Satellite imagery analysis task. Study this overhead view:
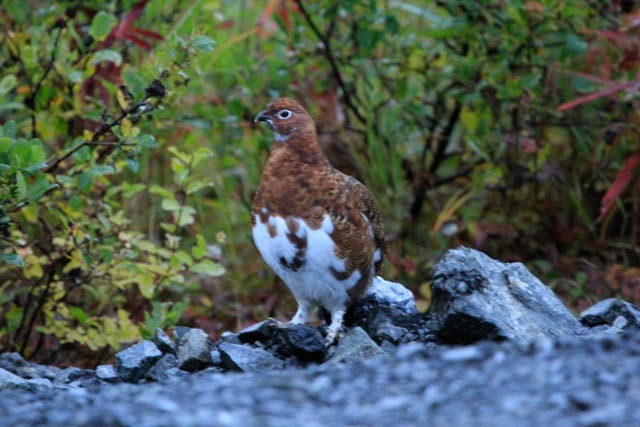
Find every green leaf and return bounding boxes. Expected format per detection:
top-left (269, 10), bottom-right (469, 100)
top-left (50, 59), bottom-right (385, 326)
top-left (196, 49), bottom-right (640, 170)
top-left (2, 121), bottom-right (16, 138)
top-left (161, 198), bottom-right (181, 211)
top-left (10, 139), bottom-right (31, 168)
top-left (90, 11), bottom-right (118, 42)
top-left (0, 253), bottom-right (25, 267)
top-left (0, 74), bottom-right (17, 95)
top-left (191, 234), bottom-right (207, 259)
top-left (149, 185), bottom-right (175, 200)
top-left (137, 134), bottom-right (157, 148)
top-left (69, 306), bottom-right (89, 324)
top-left (192, 147), bottom-right (213, 167)
top-left (0, 137), bottom-right (12, 153)
top-left (190, 259), bottom-right (225, 277)
top-left (29, 139), bottom-right (46, 163)
top-left (127, 158), bottom-right (139, 173)
top-left (16, 171), bottom-right (26, 199)
top-left (176, 210), bottom-right (194, 227)
top-left (28, 175), bottom-right (57, 202)
top-left (92, 49), bottom-right (123, 66)
top-left (90, 164), bottom-right (116, 176)
top-left (69, 195), bottom-right (83, 212)
top-left (6, 305), bottom-right (23, 333)
top-left (186, 180), bottom-right (209, 195)
top-left (121, 183), bottom-right (146, 198)
top-left (191, 35), bottom-right (216, 52)
top-left (137, 273), bottom-right (156, 299)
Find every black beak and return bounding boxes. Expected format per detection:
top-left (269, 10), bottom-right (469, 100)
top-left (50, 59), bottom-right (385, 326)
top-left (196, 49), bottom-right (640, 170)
top-left (254, 110), bottom-right (271, 124)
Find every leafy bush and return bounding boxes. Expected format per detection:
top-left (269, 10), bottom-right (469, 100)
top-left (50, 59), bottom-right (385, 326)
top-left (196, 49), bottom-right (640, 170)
top-left (0, 1), bottom-right (222, 364)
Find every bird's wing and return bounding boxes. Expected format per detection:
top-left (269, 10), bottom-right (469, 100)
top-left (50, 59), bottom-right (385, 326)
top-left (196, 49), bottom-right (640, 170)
top-left (330, 173), bottom-right (386, 276)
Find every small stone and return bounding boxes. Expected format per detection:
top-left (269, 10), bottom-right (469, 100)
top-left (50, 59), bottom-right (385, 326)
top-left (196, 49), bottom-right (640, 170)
top-left (366, 277), bottom-right (419, 313)
top-left (54, 367), bottom-right (96, 386)
top-left (173, 326), bottom-right (191, 344)
top-left (115, 340), bottom-right (163, 383)
top-left (0, 367), bottom-right (51, 392)
top-left (210, 349), bottom-right (222, 365)
top-left (580, 298), bottom-right (640, 329)
top-left (96, 365), bottom-right (120, 384)
top-left (440, 345), bottom-right (484, 362)
top-left (164, 367), bottom-right (190, 380)
top-left (376, 324), bottom-right (408, 344)
top-left (237, 319), bottom-right (279, 344)
top-left (218, 343), bottom-right (284, 372)
top-left (154, 327), bottom-right (177, 355)
top-left (0, 352), bottom-right (60, 381)
top-left (272, 323), bottom-right (326, 362)
top-left (176, 328), bottom-right (213, 372)
top-left (147, 354), bottom-right (178, 382)
top-left (220, 331), bottom-right (241, 344)
top-left (325, 327), bottom-right (385, 364)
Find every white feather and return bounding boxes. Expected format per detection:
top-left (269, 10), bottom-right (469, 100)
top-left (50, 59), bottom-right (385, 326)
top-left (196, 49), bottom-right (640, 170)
top-left (252, 214), bottom-right (362, 318)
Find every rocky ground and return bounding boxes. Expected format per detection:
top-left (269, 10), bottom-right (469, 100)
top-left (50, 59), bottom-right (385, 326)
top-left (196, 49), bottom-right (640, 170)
top-left (1, 248), bottom-right (640, 427)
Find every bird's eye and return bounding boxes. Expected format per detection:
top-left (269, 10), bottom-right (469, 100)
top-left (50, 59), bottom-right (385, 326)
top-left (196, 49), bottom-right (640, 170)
top-left (277, 110), bottom-right (292, 120)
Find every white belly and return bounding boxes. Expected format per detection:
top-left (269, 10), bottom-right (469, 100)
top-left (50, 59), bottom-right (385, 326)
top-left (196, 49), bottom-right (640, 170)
top-left (252, 214), bottom-right (362, 311)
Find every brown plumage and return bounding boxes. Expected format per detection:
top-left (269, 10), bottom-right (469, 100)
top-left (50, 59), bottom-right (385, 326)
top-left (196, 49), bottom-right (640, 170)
top-left (252, 98), bottom-right (386, 345)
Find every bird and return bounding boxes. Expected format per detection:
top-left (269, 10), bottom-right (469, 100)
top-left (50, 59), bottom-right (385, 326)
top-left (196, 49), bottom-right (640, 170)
top-left (252, 97), bottom-right (386, 345)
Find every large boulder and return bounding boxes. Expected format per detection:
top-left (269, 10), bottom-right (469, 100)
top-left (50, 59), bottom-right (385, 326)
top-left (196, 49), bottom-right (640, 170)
top-left (428, 247), bottom-right (580, 343)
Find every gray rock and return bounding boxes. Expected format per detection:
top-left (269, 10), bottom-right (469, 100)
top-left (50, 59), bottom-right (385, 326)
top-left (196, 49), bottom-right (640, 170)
top-left (218, 342), bottom-right (284, 372)
top-left (0, 352), bottom-right (60, 380)
top-left (2, 332), bottom-right (640, 426)
top-left (210, 349), bottom-right (222, 365)
top-left (0, 367), bottom-right (52, 392)
top-left (366, 277), bottom-right (419, 313)
top-left (176, 328), bottom-right (213, 372)
top-left (580, 298), bottom-right (640, 329)
top-left (163, 367), bottom-right (190, 380)
top-left (115, 340), bottom-right (163, 382)
top-left (95, 365), bottom-right (120, 384)
top-left (154, 327), bottom-right (177, 355)
top-left (54, 367), bottom-right (97, 387)
top-left (237, 318), bottom-right (278, 344)
top-left (238, 319), bottom-right (326, 363)
top-left (326, 327), bottom-right (385, 364)
top-left (428, 247), bottom-right (581, 343)
top-left (376, 324), bottom-right (408, 344)
top-left (345, 278), bottom-right (427, 346)
top-left (220, 331), bottom-right (241, 344)
top-left (147, 354), bottom-right (179, 382)
top-left (440, 345), bottom-right (485, 362)
top-left (173, 326), bottom-right (191, 344)
top-left (275, 323), bottom-right (326, 362)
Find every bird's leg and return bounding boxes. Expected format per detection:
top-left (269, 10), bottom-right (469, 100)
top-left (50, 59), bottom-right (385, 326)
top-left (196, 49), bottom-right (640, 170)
top-left (290, 301), bottom-right (311, 324)
top-left (324, 308), bottom-right (346, 346)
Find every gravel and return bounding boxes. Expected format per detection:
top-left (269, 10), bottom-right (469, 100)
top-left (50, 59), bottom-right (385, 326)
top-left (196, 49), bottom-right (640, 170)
top-left (1, 331), bottom-right (639, 426)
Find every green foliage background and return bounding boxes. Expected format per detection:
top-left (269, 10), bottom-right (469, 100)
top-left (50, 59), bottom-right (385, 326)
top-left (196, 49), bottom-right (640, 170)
top-left (1, 0), bottom-right (639, 365)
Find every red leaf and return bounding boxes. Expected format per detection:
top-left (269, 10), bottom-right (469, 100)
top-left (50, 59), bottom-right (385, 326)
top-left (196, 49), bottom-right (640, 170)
top-left (556, 80), bottom-right (636, 112)
top-left (100, 0), bottom-right (162, 51)
top-left (598, 152), bottom-right (640, 221)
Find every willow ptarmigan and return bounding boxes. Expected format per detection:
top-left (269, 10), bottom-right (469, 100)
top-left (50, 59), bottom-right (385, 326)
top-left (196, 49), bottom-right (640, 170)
top-left (252, 98), bottom-right (386, 345)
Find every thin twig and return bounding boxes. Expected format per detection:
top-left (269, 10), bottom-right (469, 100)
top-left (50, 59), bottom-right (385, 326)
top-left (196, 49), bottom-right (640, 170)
top-left (43, 97), bottom-right (152, 174)
top-left (293, 0), bottom-right (367, 125)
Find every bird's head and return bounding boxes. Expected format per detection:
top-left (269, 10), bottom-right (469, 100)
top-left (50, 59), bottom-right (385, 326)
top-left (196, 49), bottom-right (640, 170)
top-left (254, 98), bottom-right (315, 142)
